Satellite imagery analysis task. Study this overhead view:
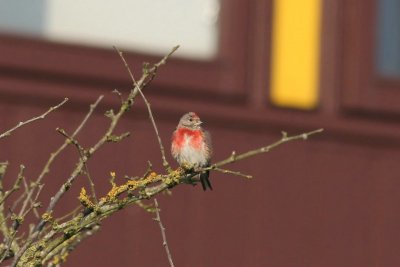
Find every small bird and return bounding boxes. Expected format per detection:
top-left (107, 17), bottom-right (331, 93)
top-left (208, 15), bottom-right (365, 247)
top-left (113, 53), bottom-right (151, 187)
top-left (171, 112), bottom-right (213, 190)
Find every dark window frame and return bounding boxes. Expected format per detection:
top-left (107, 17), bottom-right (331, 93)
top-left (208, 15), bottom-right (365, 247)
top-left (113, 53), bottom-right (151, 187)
top-left (0, 0), bottom-right (250, 102)
top-left (340, 0), bottom-right (400, 114)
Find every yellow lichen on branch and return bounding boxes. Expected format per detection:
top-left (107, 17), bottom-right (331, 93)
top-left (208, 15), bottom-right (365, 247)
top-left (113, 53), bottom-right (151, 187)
top-left (163, 168), bottom-right (184, 186)
top-left (41, 212), bottom-right (53, 223)
top-left (100, 172), bottom-right (161, 203)
top-left (78, 188), bottom-right (95, 210)
top-left (51, 251), bottom-right (68, 266)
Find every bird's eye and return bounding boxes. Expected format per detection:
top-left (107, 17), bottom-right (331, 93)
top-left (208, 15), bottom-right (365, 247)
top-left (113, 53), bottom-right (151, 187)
top-left (189, 118), bottom-right (193, 122)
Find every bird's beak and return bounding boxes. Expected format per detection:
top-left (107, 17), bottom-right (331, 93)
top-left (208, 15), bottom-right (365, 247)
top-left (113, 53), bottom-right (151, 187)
top-left (195, 120), bottom-right (203, 126)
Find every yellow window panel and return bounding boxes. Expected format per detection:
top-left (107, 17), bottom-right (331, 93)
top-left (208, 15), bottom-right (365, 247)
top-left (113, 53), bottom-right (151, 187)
top-left (270, 0), bottom-right (322, 109)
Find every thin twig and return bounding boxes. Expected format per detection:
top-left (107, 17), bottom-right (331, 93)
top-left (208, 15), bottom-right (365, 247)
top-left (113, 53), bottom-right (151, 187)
top-left (21, 184), bottom-right (43, 219)
top-left (17, 182), bottom-right (36, 226)
top-left (15, 127), bottom-right (322, 266)
top-left (33, 95), bottom-right (103, 223)
top-left (10, 187), bottom-right (29, 214)
top-left (11, 47), bottom-right (180, 267)
top-left (214, 167), bottom-right (253, 179)
top-left (206, 128), bottom-right (324, 170)
top-left (0, 165), bottom-right (25, 206)
top-left (11, 125), bottom-right (322, 265)
top-left (54, 206), bottom-right (82, 224)
top-left (21, 177), bottom-right (40, 219)
top-left (11, 96), bottom-right (103, 266)
top-left (139, 45), bottom-right (180, 90)
top-left (114, 46), bottom-right (171, 171)
top-left (56, 128), bottom-right (97, 202)
top-left (0, 98), bottom-right (68, 140)
top-left (138, 89), bottom-right (171, 170)
top-left (0, 161), bottom-right (8, 180)
top-left (56, 128), bottom-right (85, 153)
top-left (6, 47), bottom-right (324, 267)
top-left (153, 199), bottom-right (175, 267)
top-left (0, 229), bottom-right (17, 262)
top-left (35, 95), bottom-right (104, 185)
top-left (0, 162), bottom-right (9, 240)
top-left (45, 224), bottom-right (100, 266)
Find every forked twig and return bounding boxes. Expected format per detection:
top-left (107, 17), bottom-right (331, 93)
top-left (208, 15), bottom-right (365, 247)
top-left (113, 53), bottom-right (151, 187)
top-left (34, 95), bottom-right (103, 186)
top-left (56, 128), bottom-right (97, 202)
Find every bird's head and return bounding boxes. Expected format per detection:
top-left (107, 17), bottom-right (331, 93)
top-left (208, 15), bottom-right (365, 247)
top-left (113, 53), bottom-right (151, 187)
top-left (178, 112), bottom-right (202, 130)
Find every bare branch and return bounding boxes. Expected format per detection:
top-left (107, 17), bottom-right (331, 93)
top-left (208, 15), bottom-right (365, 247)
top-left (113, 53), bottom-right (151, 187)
top-left (21, 178), bottom-right (40, 219)
top-left (138, 88), bottom-right (171, 171)
top-left (20, 183), bottom-right (43, 219)
top-left (34, 95), bottom-right (103, 186)
top-left (56, 128), bottom-right (97, 202)
top-left (10, 47), bottom-right (181, 267)
top-left (155, 45), bottom-right (180, 68)
top-left (213, 167), bottom-right (253, 179)
top-left (153, 199), bottom-right (175, 267)
top-left (11, 126), bottom-right (322, 266)
top-left (0, 228), bottom-right (17, 262)
top-left (44, 224), bottom-right (100, 266)
top-left (208, 128), bottom-right (324, 170)
top-left (0, 162), bottom-right (10, 240)
top-left (114, 46), bottom-right (171, 171)
top-left (0, 165), bottom-right (25, 206)
top-left (0, 98), bottom-right (68, 140)
top-left (113, 46), bottom-right (136, 85)
top-left (15, 169), bottom-right (34, 220)
top-left (10, 96), bottom-right (103, 266)
top-left (5, 45), bottom-right (323, 267)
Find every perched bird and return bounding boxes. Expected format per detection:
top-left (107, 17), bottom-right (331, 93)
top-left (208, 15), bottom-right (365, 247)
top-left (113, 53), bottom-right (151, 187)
top-left (171, 112), bottom-right (213, 190)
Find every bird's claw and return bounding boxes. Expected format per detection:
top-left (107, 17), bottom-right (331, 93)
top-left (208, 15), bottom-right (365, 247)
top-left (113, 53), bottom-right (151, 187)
top-left (185, 175), bottom-right (197, 186)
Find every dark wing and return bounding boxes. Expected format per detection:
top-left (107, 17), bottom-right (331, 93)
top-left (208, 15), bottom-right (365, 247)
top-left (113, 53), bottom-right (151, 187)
top-left (203, 130), bottom-right (212, 160)
top-left (201, 129), bottom-right (213, 191)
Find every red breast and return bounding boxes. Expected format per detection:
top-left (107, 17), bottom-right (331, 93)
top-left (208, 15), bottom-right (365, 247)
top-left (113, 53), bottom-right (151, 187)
top-left (172, 128), bottom-right (203, 152)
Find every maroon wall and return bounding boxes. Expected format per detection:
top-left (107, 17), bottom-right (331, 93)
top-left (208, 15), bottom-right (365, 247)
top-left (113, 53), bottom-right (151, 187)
top-left (1, 82), bottom-right (400, 267)
top-left (1, 1), bottom-right (400, 265)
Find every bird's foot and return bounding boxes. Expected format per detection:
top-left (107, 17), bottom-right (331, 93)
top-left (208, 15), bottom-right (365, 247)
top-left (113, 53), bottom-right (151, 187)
top-left (185, 175), bottom-right (197, 186)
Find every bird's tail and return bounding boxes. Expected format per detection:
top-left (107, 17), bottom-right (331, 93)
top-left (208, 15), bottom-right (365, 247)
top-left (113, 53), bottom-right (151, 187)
top-left (200, 170), bottom-right (212, 191)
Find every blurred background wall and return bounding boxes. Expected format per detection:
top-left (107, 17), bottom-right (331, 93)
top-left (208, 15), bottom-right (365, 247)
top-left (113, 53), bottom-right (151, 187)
top-left (1, 0), bottom-right (400, 266)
